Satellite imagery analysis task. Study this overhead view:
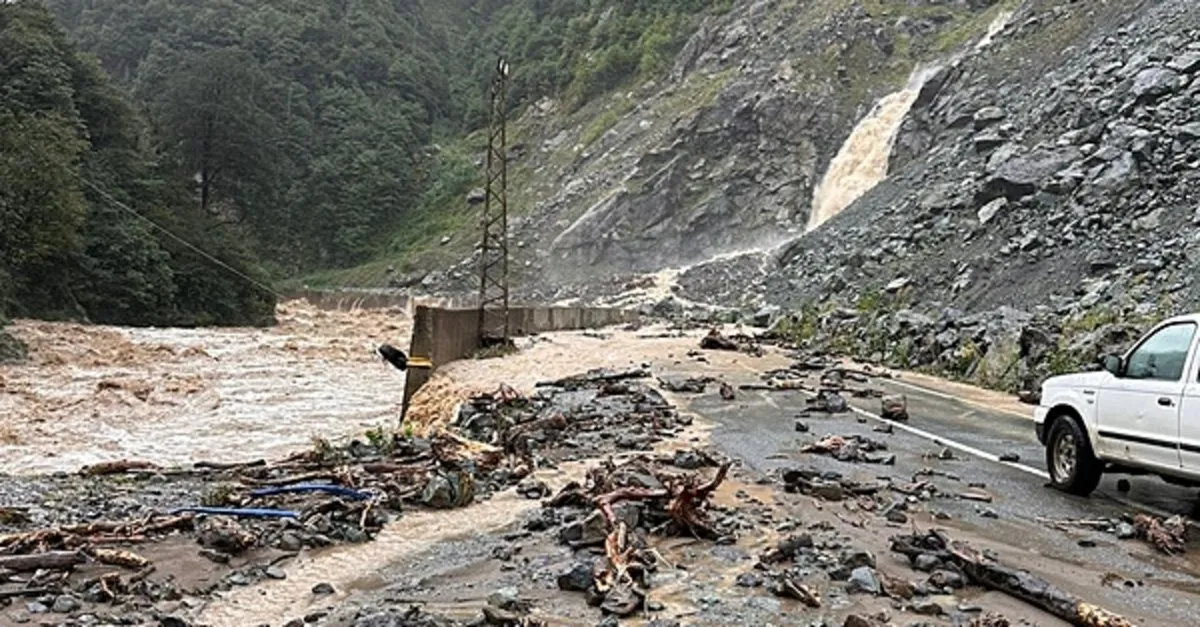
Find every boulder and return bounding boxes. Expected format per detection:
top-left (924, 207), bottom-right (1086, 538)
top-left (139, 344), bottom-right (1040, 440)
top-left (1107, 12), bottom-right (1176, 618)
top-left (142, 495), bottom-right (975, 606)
top-left (979, 147), bottom-right (1081, 202)
top-left (1130, 67), bottom-right (1180, 101)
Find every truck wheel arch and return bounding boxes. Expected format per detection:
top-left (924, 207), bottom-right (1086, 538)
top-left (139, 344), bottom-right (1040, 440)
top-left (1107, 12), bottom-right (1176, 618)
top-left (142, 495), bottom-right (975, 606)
top-left (1045, 404), bottom-right (1092, 449)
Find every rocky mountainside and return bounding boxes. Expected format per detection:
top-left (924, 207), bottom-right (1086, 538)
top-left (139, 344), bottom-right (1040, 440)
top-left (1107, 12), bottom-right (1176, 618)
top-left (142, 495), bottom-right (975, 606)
top-left (665, 0), bottom-right (1200, 392)
top-left (417, 0), bottom-right (1200, 396)
top-left (692, 0), bottom-right (1200, 318)
top-left (425, 0), bottom-right (1014, 294)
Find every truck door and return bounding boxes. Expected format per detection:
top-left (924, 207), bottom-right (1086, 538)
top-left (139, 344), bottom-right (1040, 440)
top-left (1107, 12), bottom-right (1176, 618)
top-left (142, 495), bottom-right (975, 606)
top-left (1178, 329), bottom-right (1200, 472)
top-left (1096, 322), bottom-right (1193, 471)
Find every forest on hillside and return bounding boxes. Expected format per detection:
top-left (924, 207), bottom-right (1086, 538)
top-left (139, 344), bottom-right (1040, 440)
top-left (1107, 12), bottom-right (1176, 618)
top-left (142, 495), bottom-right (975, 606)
top-left (45, 0), bottom-right (730, 272)
top-left (0, 1), bottom-right (274, 360)
top-left (0, 0), bottom-right (726, 355)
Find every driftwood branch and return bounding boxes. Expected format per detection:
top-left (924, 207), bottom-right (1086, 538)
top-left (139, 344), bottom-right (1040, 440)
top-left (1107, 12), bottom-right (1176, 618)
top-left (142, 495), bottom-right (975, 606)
top-left (0, 551), bottom-right (84, 572)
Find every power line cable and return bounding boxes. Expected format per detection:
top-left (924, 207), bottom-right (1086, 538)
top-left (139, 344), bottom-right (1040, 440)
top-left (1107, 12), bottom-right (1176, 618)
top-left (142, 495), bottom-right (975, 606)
top-left (80, 178), bottom-right (284, 299)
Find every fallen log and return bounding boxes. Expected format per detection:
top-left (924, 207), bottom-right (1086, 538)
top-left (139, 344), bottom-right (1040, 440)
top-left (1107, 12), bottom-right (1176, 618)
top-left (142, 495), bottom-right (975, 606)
top-left (0, 587), bottom-right (53, 600)
top-left (0, 551), bottom-right (85, 572)
top-left (892, 531), bottom-right (1134, 627)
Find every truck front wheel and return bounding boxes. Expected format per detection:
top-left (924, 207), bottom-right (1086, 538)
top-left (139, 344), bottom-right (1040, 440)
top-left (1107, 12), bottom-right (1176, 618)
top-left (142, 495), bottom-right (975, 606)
top-left (1046, 417), bottom-right (1103, 496)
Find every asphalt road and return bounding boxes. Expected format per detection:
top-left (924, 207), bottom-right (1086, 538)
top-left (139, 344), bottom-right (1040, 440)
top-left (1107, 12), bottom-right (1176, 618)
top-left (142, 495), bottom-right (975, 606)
top-left (678, 362), bottom-right (1200, 626)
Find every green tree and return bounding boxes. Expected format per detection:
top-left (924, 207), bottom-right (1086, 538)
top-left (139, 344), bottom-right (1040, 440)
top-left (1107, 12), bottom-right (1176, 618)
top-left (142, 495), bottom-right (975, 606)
top-left (154, 48), bottom-right (286, 222)
top-left (1, 1), bottom-right (275, 328)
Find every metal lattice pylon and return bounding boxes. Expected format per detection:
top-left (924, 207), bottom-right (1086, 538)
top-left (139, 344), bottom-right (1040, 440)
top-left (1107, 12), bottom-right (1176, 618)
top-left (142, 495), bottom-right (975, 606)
top-left (478, 58), bottom-right (511, 342)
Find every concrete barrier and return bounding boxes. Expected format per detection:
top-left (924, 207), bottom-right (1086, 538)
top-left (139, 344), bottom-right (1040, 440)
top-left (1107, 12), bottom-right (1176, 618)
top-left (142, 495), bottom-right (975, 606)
top-left (401, 305), bottom-right (639, 416)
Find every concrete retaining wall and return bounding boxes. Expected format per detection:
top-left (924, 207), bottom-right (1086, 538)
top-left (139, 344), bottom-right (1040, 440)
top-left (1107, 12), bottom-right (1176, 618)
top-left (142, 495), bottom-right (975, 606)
top-left (401, 305), bottom-right (639, 416)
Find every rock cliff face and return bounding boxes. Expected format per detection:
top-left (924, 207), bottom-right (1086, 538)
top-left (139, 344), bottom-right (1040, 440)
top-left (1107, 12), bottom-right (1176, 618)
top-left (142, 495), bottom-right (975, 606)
top-left (679, 0), bottom-right (1200, 320)
top-left (431, 0), bottom-right (1200, 393)
top-left (429, 0), bottom-right (1009, 295)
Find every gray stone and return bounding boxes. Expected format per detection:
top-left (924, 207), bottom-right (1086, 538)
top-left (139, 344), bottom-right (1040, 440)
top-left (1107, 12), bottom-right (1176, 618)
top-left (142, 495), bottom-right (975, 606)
top-left (1177, 122), bottom-right (1200, 140)
top-left (973, 131), bottom-right (1006, 153)
top-left (1131, 67), bottom-right (1180, 100)
top-left (1132, 209), bottom-right (1162, 231)
top-left (977, 197), bottom-right (1008, 225)
top-left (1168, 52), bottom-right (1200, 74)
top-left (812, 482), bottom-right (844, 501)
top-left (736, 572), bottom-right (764, 587)
top-left (1115, 522), bottom-right (1137, 539)
top-left (846, 567), bottom-right (882, 595)
top-left (973, 106), bottom-right (1007, 130)
top-left (265, 566), bottom-right (287, 580)
top-left (928, 570), bottom-right (965, 589)
top-left (26, 602), bottom-right (48, 614)
top-left (51, 595), bottom-right (80, 614)
top-left (913, 553), bottom-right (942, 572)
top-left (981, 147), bottom-right (1081, 201)
top-left (312, 582), bottom-right (335, 595)
top-left (1093, 151), bottom-right (1138, 191)
top-left (487, 587), bottom-right (521, 610)
top-left (913, 600), bottom-right (944, 615)
top-left (557, 561), bottom-right (595, 592)
top-left (885, 277), bottom-right (911, 292)
top-left (561, 510), bottom-right (611, 546)
top-left (278, 532), bottom-right (304, 552)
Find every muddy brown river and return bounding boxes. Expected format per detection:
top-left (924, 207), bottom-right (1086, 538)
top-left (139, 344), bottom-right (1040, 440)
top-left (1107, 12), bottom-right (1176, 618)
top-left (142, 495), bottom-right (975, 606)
top-left (0, 301), bottom-right (412, 474)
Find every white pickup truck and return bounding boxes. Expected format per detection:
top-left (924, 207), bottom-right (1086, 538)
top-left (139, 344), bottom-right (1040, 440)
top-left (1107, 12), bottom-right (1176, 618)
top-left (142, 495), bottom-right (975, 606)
top-left (1035, 315), bottom-right (1200, 496)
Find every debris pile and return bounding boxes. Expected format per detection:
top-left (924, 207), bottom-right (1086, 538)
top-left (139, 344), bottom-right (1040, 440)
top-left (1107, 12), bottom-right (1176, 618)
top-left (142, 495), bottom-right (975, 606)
top-left (546, 454), bottom-right (733, 618)
top-left (699, 329), bottom-right (764, 357)
top-left (801, 434), bottom-right (894, 465)
top-left (892, 530), bottom-right (1134, 627)
top-left (0, 430), bottom-right (501, 619)
top-left (1039, 514), bottom-right (1187, 554)
top-left (780, 467), bottom-right (892, 503)
top-left (1133, 513), bottom-right (1188, 555)
top-left (453, 369), bottom-right (692, 464)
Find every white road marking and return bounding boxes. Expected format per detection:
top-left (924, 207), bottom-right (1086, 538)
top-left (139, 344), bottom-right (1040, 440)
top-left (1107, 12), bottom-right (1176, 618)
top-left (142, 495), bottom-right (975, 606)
top-left (884, 377), bottom-right (1033, 421)
top-left (809, 387), bottom-right (1199, 527)
top-left (802, 390), bottom-right (1051, 480)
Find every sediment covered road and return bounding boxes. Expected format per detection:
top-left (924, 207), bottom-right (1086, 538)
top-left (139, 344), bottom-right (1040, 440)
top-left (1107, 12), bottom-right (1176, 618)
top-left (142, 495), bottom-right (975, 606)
top-left (2, 313), bottom-right (1198, 626)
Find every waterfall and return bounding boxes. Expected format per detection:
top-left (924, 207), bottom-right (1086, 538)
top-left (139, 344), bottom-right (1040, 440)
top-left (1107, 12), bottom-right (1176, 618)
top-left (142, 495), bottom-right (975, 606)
top-left (806, 64), bottom-right (944, 232)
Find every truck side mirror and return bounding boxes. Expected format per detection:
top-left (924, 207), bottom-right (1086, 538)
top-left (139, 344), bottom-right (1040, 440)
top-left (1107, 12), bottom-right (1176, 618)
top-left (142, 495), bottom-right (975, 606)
top-left (1101, 354), bottom-right (1124, 377)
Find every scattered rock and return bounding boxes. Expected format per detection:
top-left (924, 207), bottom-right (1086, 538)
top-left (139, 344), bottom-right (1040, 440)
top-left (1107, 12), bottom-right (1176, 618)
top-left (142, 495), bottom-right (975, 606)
top-left (881, 395), bottom-right (908, 421)
top-left (846, 567), bottom-right (882, 595)
top-left (51, 595), bottom-right (79, 614)
top-left (557, 561), bottom-right (595, 592)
